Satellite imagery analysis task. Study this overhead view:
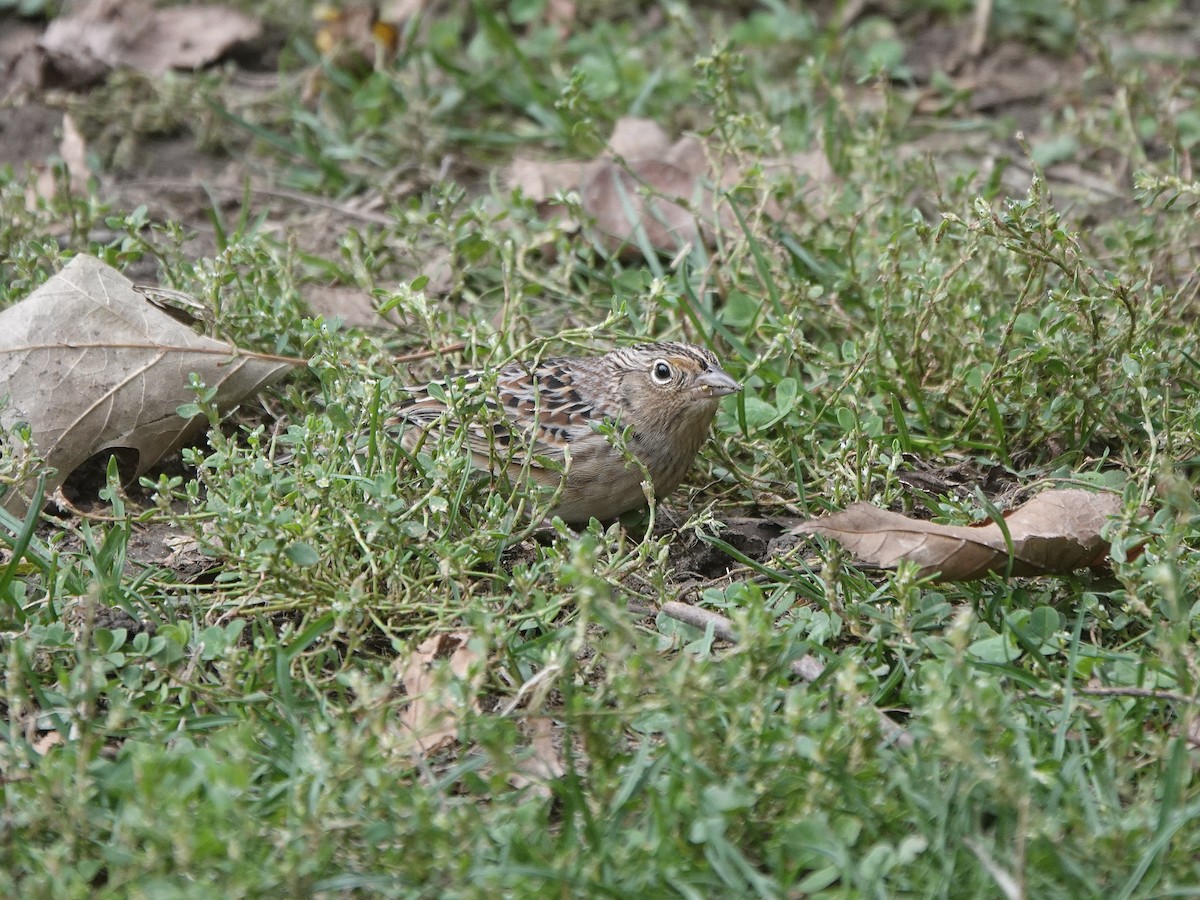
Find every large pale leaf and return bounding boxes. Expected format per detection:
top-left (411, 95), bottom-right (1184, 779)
top-left (0, 254), bottom-right (298, 513)
top-left (39, 0), bottom-right (262, 82)
top-left (792, 489), bottom-right (1125, 581)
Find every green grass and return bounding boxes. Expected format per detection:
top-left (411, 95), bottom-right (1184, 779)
top-left (3, 0), bottom-right (1200, 895)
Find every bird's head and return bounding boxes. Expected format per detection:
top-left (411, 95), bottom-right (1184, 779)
top-left (608, 342), bottom-right (741, 433)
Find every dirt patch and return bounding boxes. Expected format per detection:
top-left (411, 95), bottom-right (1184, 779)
top-left (897, 454), bottom-right (1025, 513)
top-left (666, 514), bottom-right (806, 582)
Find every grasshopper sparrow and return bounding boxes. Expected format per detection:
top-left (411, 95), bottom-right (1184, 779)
top-left (394, 342), bottom-right (741, 524)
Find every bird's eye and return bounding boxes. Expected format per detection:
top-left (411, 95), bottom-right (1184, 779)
top-left (651, 360), bottom-right (673, 385)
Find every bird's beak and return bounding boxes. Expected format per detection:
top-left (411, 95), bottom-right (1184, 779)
top-left (695, 368), bottom-right (742, 398)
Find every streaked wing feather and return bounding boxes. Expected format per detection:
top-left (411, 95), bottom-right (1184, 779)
top-left (396, 362), bottom-right (591, 468)
top-left (496, 358), bottom-right (611, 459)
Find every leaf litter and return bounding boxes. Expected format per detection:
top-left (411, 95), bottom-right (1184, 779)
top-left (38, 0), bottom-right (262, 85)
top-left (0, 2), bottom-right (1177, 835)
top-left (391, 632), bottom-right (566, 792)
top-left (392, 631), bottom-right (485, 757)
top-left (0, 254), bottom-right (299, 514)
top-left (507, 115), bottom-right (833, 258)
top-left (792, 488), bottom-right (1127, 581)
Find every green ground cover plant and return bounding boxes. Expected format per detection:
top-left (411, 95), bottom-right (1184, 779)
top-left (2, 0), bottom-right (1199, 895)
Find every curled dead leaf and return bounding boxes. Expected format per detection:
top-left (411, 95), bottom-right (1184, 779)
top-left (59, 113), bottom-right (90, 195)
top-left (23, 113), bottom-right (91, 213)
top-left (504, 115), bottom-right (835, 259)
top-left (31, 730), bottom-right (65, 756)
top-left (393, 631), bottom-right (484, 757)
top-left (40, 0), bottom-right (262, 83)
top-left (792, 488), bottom-right (1126, 581)
top-left (607, 116), bottom-right (673, 160)
top-left (507, 718), bottom-right (566, 798)
top-left (506, 157), bottom-right (589, 205)
top-left (581, 158), bottom-right (712, 256)
top-left (0, 255), bottom-right (298, 514)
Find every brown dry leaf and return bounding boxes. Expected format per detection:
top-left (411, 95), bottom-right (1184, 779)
top-left (40, 0), bottom-right (261, 82)
top-left (581, 158), bottom-right (711, 256)
top-left (0, 20), bottom-right (45, 99)
top-left (31, 730), bottom-right (65, 756)
top-left (25, 166), bottom-right (58, 212)
top-left (505, 115), bottom-right (835, 258)
top-left (23, 113), bottom-right (91, 212)
top-left (585, 117), bottom-right (712, 255)
top-left (507, 718), bottom-right (566, 798)
top-left (394, 631), bottom-right (484, 756)
top-left (607, 116), bottom-right (673, 160)
top-left (59, 113), bottom-right (89, 195)
top-left (0, 254), bottom-right (298, 515)
top-left (506, 157), bottom-right (590, 204)
top-left (793, 488), bottom-right (1124, 580)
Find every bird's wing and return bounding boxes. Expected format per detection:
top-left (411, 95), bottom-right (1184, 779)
top-left (492, 358), bottom-right (607, 462)
top-left (394, 359), bottom-right (604, 470)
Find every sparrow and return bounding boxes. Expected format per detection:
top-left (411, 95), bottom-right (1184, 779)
top-left (393, 342), bottom-right (741, 524)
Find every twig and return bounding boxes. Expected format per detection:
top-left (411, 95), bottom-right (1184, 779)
top-left (964, 836), bottom-right (1023, 900)
top-left (837, 0), bottom-right (869, 31)
top-left (658, 601), bottom-right (913, 748)
top-left (393, 343), bottom-right (466, 364)
top-left (1071, 686), bottom-right (1200, 704)
top-left (123, 179), bottom-right (397, 226)
top-left (661, 600), bottom-right (737, 641)
top-left (661, 601), bottom-right (825, 683)
top-left (969, 0), bottom-right (993, 58)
